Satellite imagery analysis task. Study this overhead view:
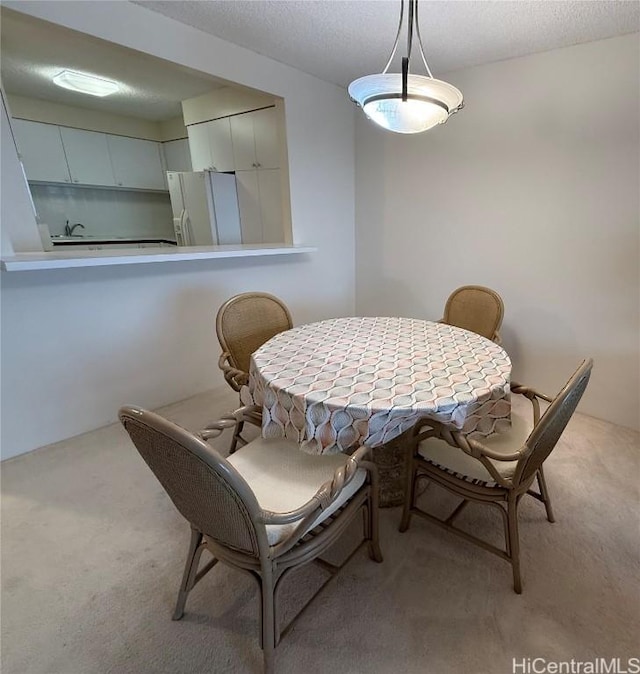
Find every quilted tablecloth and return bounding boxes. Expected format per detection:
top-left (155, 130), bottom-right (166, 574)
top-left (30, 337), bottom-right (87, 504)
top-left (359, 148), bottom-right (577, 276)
top-left (247, 317), bottom-right (512, 455)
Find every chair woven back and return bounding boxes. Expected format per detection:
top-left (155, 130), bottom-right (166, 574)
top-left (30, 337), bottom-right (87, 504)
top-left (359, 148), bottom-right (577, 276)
top-left (443, 285), bottom-right (504, 340)
top-left (119, 407), bottom-right (264, 556)
top-left (516, 359), bottom-right (593, 486)
top-left (216, 292), bottom-right (293, 375)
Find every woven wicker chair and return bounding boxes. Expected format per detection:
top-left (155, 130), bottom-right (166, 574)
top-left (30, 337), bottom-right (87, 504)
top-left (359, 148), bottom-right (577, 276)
top-left (215, 292), bottom-right (293, 452)
top-left (440, 285), bottom-right (504, 343)
top-left (399, 358), bottom-right (593, 593)
top-left (119, 405), bottom-right (382, 674)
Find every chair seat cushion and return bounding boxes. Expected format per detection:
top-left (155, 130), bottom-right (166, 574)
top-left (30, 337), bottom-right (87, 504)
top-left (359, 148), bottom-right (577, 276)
top-left (418, 409), bottom-right (532, 486)
top-left (228, 437), bottom-right (366, 545)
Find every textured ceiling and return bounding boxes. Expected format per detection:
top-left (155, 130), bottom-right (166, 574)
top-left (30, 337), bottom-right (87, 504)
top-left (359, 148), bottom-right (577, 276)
top-left (136, 0), bottom-right (640, 87)
top-left (2, 2), bottom-right (638, 122)
top-left (0, 8), bottom-right (231, 121)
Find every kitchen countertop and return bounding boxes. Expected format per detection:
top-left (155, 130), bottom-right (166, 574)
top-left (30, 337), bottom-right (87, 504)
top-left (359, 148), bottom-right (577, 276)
top-left (51, 236), bottom-right (177, 246)
top-left (1, 244), bottom-right (317, 271)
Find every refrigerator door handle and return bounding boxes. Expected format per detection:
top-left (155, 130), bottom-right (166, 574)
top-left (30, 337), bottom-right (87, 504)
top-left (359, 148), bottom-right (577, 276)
top-left (173, 216), bottom-right (183, 246)
top-left (182, 210), bottom-right (193, 246)
top-left (174, 209), bottom-right (191, 246)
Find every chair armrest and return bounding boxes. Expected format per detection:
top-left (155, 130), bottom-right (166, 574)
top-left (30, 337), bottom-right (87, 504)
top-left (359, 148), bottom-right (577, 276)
top-left (510, 382), bottom-right (552, 402)
top-left (510, 381), bottom-right (553, 425)
top-left (259, 445), bottom-right (373, 527)
top-left (198, 415), bottom-right (237, 441)
top-left (446, 431), bottom-right (524, 488)
top-left (199, 405), bottom-right (263, 441)
top-left (410, 418), bottom-right (523, 488)
top-left (464, 435), bottom-right (524, 463)
top-left (218, 352), bottom-right (248, 392)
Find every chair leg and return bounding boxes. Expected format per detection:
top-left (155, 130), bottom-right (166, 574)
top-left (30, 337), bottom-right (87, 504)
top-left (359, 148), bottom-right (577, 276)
top-left (536, 466), bottom-right (555, 523)
top-left (172, 528), bottom-right (205, 620)
top-left (506, 496), bottom-right (522, 594)
top-left (260, 570), bottom-right (276, 674)
top-left (367, 483), bottom-right (383, 563)
top-left (399, 453), bottom-right (417, 533)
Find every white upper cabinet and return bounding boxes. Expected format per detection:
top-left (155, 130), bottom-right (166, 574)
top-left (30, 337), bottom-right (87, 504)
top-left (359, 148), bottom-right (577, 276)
top-left (231, 107), bottom-right (279, 170)
top-left (252, 107), bottom-right (279, 170)
top-left (12, 119), bottom-right (71, 183)
top-left (107, 135), bottom-right (166, 190)
top-left (163, 139), bottom-right (192, 172)
top-left (207, 118), bottom-right (234, 172)
top-left (59, 127), bottom-right (115, 187)
top-left (229, 113), bottom-right (255, 171)
top-left (13, 119), bottom-right (168, 191)
top-left (187, 118), bottom-right (234, 172)
top-left (187, 123), bottom-right (213, 172)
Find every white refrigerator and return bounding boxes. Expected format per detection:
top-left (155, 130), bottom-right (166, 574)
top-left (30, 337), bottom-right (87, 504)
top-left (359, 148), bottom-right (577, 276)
top-left (167, 170), bottom-right (243, 246)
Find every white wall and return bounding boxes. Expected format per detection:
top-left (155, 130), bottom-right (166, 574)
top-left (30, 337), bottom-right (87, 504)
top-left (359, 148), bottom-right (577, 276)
top-left (0, 1), bottom-right (356, 459)
top-left (356, 33), bottom-right (640, 431)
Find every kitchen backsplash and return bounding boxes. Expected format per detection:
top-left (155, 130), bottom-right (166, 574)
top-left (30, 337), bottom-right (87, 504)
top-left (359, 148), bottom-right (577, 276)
top-left (30, 184), bottom-right (175, 239)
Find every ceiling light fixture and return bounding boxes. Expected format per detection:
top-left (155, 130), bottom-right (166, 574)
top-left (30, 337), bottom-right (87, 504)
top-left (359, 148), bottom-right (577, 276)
top-left (348, 0), bottom-right (463, 134)
top-left (52, 70), bottom-right (120, 97)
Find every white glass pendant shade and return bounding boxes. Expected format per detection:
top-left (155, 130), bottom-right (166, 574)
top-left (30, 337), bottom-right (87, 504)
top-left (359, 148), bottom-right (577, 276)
top-left (348, 0), bottom-right (464, 134)
top-left (349, 73), bottom-right (463, 133)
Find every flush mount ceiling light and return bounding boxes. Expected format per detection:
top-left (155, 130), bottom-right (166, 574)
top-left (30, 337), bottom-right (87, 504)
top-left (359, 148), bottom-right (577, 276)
top-left (52, 70), bottom-right (120, 97)
top-left (348, 0), bottom-right (463, 134)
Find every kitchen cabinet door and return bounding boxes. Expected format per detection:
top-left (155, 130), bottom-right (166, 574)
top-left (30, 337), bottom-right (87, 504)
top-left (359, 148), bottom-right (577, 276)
top-left (187, 123), bottom-right (212, 171)
top-left (59, 127), bottom-right (115, 187)
top-left (230, 113), bottom-right (256, 171)
top-left (235, 168), bottom-right (283, 244)
top-left (12, 119), bottom-right (71, 183)
top-left (163, 139), bottom-right (192, 172)
top-left (108, 135), bottom-right (166, 190)
top-left (257, 168), bottom-right (283, 243)
top-left (207, 118), bottom-right (234, 172)
top-left (252, 107), bottom-right (280, 170)
top-left (230, 107), bottom-right (279, 171)
top-left (187, 119), bottom-right (233, 172)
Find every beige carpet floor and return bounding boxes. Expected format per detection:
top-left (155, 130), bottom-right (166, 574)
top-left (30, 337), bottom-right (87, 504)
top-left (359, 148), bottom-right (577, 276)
top-left (1, 387), bottom-right (639, 674)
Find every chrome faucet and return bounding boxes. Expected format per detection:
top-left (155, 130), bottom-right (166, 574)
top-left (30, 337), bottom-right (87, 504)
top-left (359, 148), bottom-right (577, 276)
top-left (64, 221), bottom-right (85, 236)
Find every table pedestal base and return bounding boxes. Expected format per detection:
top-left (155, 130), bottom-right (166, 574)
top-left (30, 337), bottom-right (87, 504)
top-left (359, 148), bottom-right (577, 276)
top-left (371, 429), bottom-right (412, 508)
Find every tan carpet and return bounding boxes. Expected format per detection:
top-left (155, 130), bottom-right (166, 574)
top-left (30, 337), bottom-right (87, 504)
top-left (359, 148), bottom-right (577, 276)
top-left (1, 387), bottom-right (639, 674)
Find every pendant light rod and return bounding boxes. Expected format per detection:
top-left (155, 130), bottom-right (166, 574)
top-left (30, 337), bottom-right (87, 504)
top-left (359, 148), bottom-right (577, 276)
top-left (402, 0), bottom-right (414, 100)
top-left (407, 0), bottom-right (414, 62)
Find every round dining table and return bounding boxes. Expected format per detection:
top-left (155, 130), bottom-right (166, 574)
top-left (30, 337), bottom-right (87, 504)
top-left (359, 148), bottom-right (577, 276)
top-left (247, 316), bottom-right (512, 458)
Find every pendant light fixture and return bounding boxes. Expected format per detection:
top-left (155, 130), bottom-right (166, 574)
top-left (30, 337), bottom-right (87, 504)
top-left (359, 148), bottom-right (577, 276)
top-left (348, 0), bottom-right (463, 134)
